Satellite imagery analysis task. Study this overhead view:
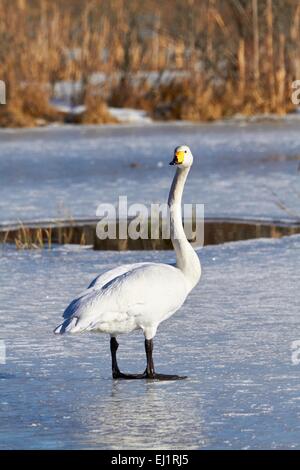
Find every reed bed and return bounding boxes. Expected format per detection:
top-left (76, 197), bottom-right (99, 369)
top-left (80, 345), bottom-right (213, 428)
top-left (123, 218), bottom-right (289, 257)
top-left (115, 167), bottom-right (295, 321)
top-left (0, 0), bottom-right (299, 127)
top-left (14, 224), bottom-right (53, 250)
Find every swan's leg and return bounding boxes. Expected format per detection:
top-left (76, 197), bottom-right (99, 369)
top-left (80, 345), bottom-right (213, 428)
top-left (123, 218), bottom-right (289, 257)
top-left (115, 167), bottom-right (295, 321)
top-left (144, 338), bottom-right (187, 381)
top-left (145, 338), bottom-right (155, 376)
top-left (110, 336), bottom-right (187, 380)
top-left (110, 336), bottom-right (146, 380)
top-left (110, 337), bottom-right (121, 378)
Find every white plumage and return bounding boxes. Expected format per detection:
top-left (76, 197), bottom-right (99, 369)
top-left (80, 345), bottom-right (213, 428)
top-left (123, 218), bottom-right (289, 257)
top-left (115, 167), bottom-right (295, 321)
top-left (54, 145), bottom-right (201, 380)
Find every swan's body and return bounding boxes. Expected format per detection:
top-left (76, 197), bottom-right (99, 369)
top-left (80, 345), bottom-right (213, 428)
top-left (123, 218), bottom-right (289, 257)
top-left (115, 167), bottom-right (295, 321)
top-left (58, 262), bottom-right (188, 338)
top-left (54, 145), bottom-right (201, 380)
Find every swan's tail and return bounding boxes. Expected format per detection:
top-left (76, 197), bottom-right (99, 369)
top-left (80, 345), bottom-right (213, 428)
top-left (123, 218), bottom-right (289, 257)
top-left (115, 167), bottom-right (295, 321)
top-left (53, 316), bottom-right (79, 335)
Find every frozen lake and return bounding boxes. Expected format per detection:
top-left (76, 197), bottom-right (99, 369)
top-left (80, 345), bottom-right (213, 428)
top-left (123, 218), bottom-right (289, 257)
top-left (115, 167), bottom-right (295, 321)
top-left (0, 121), bottom-right (299, 224)
top-left (1, 235), bottom-right (300, 449)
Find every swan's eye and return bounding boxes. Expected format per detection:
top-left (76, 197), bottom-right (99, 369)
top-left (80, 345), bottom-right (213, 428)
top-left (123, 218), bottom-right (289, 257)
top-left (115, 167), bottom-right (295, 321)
top-left (184, 150), bottom-right (187, 153)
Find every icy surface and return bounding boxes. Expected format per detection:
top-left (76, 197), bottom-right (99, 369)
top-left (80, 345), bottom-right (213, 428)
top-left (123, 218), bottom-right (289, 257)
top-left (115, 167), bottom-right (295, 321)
top-left (0, 235), bottom-right (300, 449)
top-left (0, 121), bottom-right (299, 224)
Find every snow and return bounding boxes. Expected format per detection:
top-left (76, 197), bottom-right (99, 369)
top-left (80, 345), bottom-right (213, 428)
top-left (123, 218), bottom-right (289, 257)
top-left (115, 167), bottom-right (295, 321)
top-left (52, 71), bottom-right (191, 102)
top-left (50, 99), bottom-right (86, 115)
top-left (0, 121), bottom-right (299, 224)
top-left (108, 107), bottom-right (152, 124)
top-left (50, 97), bottom-right (153, 123)
top-left (0, 235), bottom-right (300, 449)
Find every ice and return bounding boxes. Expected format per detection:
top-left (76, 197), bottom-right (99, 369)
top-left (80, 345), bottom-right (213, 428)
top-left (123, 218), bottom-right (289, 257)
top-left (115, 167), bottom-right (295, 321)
top-left (0, 121), bottom-right (299, 224)
top-left (0, 235), bottom-right (300, 449)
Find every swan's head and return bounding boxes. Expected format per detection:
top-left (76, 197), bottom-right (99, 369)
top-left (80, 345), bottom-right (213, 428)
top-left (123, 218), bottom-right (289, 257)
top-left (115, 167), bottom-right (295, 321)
top-left (169, 145), bottom-right (193, 168)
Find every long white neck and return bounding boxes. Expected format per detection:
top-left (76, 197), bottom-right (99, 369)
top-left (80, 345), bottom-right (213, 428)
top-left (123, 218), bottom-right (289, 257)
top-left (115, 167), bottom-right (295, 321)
top-left (168, 166), bottom-right (201, 291)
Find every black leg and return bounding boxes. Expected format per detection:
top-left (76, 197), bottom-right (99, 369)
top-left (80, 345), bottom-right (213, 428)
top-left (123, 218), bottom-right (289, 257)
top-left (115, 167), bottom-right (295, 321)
top-left (145, 338), bottom-right (155, 377)
top-left (144, 338), bottom-right (187, 381)
top-left (110, 337), bottom-right (146, 380)
top-left (109, 336), bottom-right (187, 381)
top-left (110, 337), bottom-right (121, 378)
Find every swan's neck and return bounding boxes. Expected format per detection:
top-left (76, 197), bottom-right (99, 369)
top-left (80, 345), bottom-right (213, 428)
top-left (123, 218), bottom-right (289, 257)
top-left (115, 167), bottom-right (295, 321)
top-left (168, 166), bottom-right (201, 291)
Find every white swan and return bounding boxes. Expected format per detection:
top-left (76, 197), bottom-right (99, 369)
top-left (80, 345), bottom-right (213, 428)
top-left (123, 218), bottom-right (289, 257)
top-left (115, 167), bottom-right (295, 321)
top-left (54, 145), bottom-right (201, 380)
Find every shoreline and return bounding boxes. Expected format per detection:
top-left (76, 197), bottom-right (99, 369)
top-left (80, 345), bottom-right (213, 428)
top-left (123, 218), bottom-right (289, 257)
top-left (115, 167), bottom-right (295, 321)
top-left (1, 216), bottom-right (299, 250)
top-left (1, 109), bottom-right (300, 133)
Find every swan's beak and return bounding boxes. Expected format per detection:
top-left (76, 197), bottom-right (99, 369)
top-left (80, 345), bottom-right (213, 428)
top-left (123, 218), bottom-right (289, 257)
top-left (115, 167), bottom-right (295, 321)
top-left (170, 150), bottom-right (185, 165)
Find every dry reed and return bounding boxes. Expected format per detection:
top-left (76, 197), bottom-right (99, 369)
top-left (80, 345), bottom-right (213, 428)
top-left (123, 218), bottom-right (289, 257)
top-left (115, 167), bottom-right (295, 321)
top-left (0, 0), bottom-right (299, 126)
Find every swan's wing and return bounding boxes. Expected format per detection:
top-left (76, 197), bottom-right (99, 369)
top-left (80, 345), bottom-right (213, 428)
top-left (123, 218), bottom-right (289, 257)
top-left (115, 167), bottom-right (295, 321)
top-left (87, 262), bottom-right (153, 290)
top-left (62, 262), bottom-right (153, 320)
top-left (54, 263), bottom-right (187, 335)
top-left (60, 262), bottom-right (153, 321)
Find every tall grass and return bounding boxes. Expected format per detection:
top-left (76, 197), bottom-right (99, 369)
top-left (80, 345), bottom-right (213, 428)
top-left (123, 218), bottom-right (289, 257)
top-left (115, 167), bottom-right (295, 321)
top-left (0, 0), bottom-right (299, 126)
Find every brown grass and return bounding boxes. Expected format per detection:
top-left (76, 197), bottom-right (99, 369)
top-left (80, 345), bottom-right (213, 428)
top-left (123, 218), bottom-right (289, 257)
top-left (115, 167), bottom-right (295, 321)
top-left (0, 0), bottom-right (299, 126)
top-left (81, 87), bottom-right (118, 124)
top-left (0, 84), bottom-right (62, 127)
top-left (14, 224), bottom-right (53, 250)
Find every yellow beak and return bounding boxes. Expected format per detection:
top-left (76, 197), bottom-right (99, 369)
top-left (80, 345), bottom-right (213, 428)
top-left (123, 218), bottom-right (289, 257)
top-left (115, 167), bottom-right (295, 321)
top-left (174, 150), bottom-right (185, 164)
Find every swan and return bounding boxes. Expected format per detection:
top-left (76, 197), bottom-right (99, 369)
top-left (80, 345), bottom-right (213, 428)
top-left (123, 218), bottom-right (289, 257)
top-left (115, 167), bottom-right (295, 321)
top-left (54, 145), bottom-right (201, 380)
